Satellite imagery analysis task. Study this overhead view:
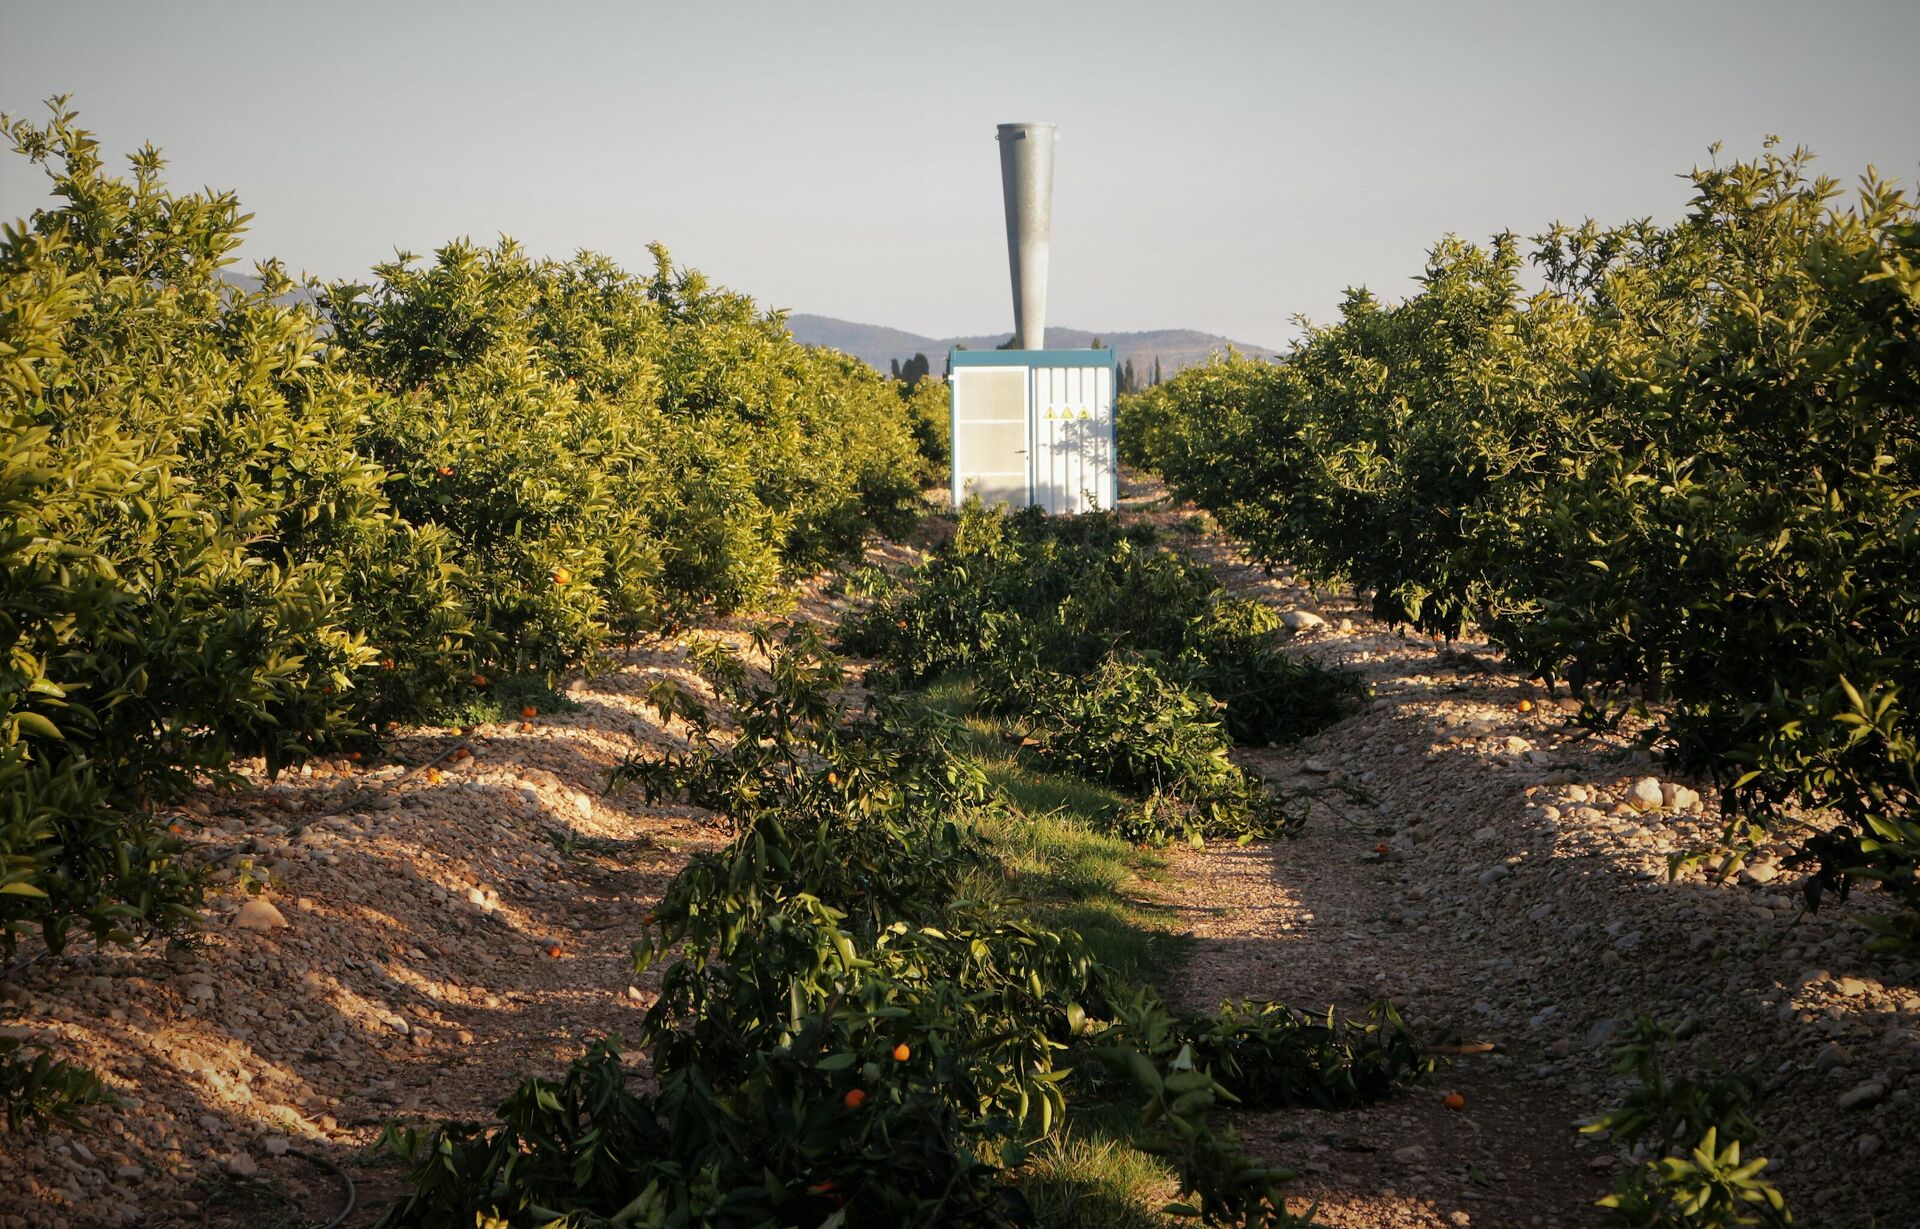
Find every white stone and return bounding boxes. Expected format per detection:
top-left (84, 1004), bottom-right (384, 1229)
top-left (1280, 609), bottom-right (1326, 631)
top-left (224, 1152), bottom-right (258, 1178)
top-left (1629, 777), bottom-right (1664, 811)
top-left (234, 900), bottom-right (288, 931)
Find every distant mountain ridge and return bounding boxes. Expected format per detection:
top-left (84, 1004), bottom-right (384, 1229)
top-left (784, 314), bottom-right (1279, 378)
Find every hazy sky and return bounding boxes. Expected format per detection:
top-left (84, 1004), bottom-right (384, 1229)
top-left (4, 1), bottom-right (1918, 347)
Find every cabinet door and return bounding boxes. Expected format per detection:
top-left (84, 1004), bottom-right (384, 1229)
top-left (1031, 364), bottom-right (1113, 515)
top-left (951, 366), bottom-right (1031, 508)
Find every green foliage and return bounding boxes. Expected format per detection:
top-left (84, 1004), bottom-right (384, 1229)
top-left (1173, 999), bottom-right (1431, 1112)
top-left (0, 1036), bottom-right (113, 1132)
top-left (618, 626), bottom-right (1094, 1138)
top-left (900, 373), bottom-right (951, 484)
top-left (1004, 654), bottom-right (1293, 845)
top-left (1084, 990), bottom-right (1426, 1227)
top-left (1122, 144), bottom-right (1920, 938)
top-left (836, 501), bottom-right (1361, 841)
top-left (384, 627), bottom-right (1097, 1225)
top-left (325, 238), bottom-right (924, 649)
top-left (1583, 1019), bottom-right (1790, 1227)
top-left (380, 1033), bottom-right (1014, 1229)
top-left (1185, 598), bottom-right (1367, 746)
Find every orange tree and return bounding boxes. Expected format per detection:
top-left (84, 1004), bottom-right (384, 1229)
top-left (1120, 145), bottom-right (1920, 943)
top-left (0, 97), bottom-right (926, 1128)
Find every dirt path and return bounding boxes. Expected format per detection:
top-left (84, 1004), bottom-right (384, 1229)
top-left (1158, 808), bottom-right (1601, 1229)
top-left (1128, 476), bottom-right (1920, 1228)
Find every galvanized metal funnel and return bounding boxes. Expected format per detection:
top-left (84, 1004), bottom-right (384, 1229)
top-left (996, 122), bottom-right (1055, 351)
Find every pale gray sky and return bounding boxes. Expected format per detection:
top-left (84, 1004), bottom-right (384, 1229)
top-left (4, 1), bottom-right (1917, 347)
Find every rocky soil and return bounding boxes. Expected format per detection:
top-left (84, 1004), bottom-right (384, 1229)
top-left (1136, 480), bottom-right (1920, 1228)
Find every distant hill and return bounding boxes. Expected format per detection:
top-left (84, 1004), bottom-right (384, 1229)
top-left (785, 314), bottom-right (1279, 379)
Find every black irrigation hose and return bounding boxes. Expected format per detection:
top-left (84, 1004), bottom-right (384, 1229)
top-left (0, 951), bottom-right (47, 983)
top-left (290, 1147), bottom-right (358, 1229)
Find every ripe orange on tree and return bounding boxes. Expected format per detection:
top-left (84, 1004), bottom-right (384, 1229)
top-left (521, 705), bottom-right (538, 719)
top-left (892, 1043), bottom-right (911, 1062)
top-left (552, 567), bottom-right (572, 585)
top-left (842, 1088), bottom-right (866, 1109)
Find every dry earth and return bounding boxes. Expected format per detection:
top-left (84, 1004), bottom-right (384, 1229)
top-left (2, 491), bottom-right (1917, 1228)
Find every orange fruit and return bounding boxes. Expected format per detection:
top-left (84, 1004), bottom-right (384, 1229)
top-left (552, 568), bottom-right (572, 585)
top-left (427, 767), bottom-right (444, 784)
top-left (807, 1180), bottom-right (837, 1195)
top-left (473, 674), bottom-right (489, 688)
top-left (843, 1088), bottom-right (866, 1109)
top-left (519, 721), bottom-right (534, 733)
top-left (1443, 1092), bottom-right (1466, 1111)
top-left (521, 705), bottom-right (538, 719)
top-left (1516, 699), bottom-right (1534, 713)
top-left (892, 1044), bottom-right (911, 1062)
top-left (1374, 842), bottom-right (1391, 854)
top-left (437, 465), bottom-right (454, 477)
top-left (827, 771), bottom-right (839, 786)
top-left (545, 944), bottom-right (563, 959)
top-left (453, 747), bottom-right (471, 761)
top-left (347, 751), bottom-right (363, 763)
top-left (380, 657), bottom-right (396, 671)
